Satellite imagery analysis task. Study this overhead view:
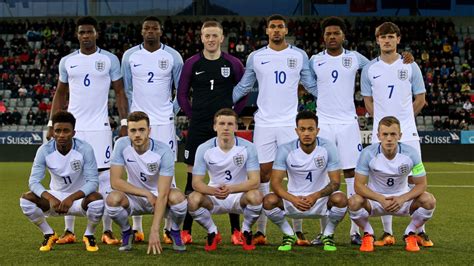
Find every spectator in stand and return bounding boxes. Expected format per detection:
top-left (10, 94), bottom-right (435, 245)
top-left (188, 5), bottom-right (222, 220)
top-left (463, 99), bottom-right (472, 112)
top-left (18, 86), bottom-right (28, 100)
top-left (2, 109), bottom-right (13, 125)
top-left (35, 109), bottom-right (47, 125)
top-left (11, 108), bottom-right (22, 125)
top-left (26, 108), bottom-right (36, 125)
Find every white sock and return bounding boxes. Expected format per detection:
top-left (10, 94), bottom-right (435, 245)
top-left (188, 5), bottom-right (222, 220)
top-left (345, 177), bottom-right (360, 236)
top-left (256, 182), bottom-right (270, 234)
top-left (380, 215), bottom-right (393, 235)
top-left (349, 208), bottom-right (373, 235)
top-left (405, 207), bottom-right (434, 235)
top-left (164, 217), bottom-right (172, 231)
top-left (132, 216), bottom-right (143, 232)
top-left (105, 204), bottom-right (130, 232)
top-left (169, 200), bottom-right (188, 231)
top-left (417, 224), bottom-right (426, 234)
top-left (64, 216), bottom-right (75, 233)
top-left (324, 206), bottom-right (347, 236)
top-left (20, 198), bottom-right (53, 235)
top-left (264, 207), bottom-right (294, 236)
top-left (292, 219), bottom-right (303, 232)
top-left (85, 200), bottom-right (104, 235)
top-left (189, 207), bottom-right (217, 234)
top-left (242, 204), bottom-right (262, 232)
top-left (320, 216), bottom-right (328, 234)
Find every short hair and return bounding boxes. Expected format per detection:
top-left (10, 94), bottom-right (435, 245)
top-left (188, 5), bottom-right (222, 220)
top-left (296, 111), bottom-right (318, 126)
top-left (214, 108), bottom-right (238, 124)
top-left (267, 14), bottom-right (287, 27)
top-left (52, 111), bottom-right (76, 128)
top-left (143, 16), bottom-right (161, 25)
top-left (375, 22), bottom-right (401, 37)
top-left (76, 16), bottom-right (98, 30)
top-left (128, 111), bottom-right (150, 127)
top-left (378, 116), bottom-right (401, 131)
top-left (201, 21), bottom-right (223, 31)
top-left (321, 16), bottom-right (346, 34)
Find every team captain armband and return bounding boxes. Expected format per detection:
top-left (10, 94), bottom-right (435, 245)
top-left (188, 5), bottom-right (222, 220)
top-left (412, 162), bottom-right (426, 176)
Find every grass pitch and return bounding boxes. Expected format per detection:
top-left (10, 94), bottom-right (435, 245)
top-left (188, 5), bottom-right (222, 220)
top-left (1, 162), bottom-right (473, 265)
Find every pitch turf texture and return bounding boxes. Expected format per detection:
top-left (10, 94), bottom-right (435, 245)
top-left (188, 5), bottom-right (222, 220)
top-left (1, 162), bottom-right (473, 265)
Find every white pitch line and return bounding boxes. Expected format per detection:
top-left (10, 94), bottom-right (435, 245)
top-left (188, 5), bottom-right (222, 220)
top-left (428, 185), bottom-right (474, 188)
top-left (428, 171), bottom-right (474, 174)
top-left (453, 162), bottom-right (474, 166)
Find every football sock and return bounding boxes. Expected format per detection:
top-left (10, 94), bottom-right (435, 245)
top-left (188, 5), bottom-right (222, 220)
top-left (264, 207), bottom-right (294, 236)
top-left (242, 204), bottom-right (262, 232)
top-left (169, 200), bottom-right (187, 231)
top-left (85, 200), bottom-right (103, 235)
top-left (324, 206), bottom-right (347, 236)
top-left (189, 207), bottom-right (217, 234)
top-left (256, 182), bottom-right (270, 234)
top-left (20, 198), bottom-right (54, 235)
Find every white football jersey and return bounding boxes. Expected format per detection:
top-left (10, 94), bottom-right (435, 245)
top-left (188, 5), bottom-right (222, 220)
top-left (111, 137), bottom-right (174, 192)
top-left (59, 48), bottom-right (122, 131)
top-left (193, 137), bottom-right (259, 187)
top-left (310, 49), bottom-right (369, 124)
top-left (234, 45), bottom-right (317, 127)
top-left (273, 138), bottom-right (340, 194)
top-left (361, 56), bottom-right (425, 142)
top-left (122, 44), bottom-right (183, 125)
top-left (356, 142), bottom-right (425, 194)
top-left (29, 138), bottom-right (99, 197)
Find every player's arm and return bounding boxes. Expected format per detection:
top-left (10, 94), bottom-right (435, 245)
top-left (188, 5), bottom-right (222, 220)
top-left (413, 93), bottom-right (426, 116)
top-left (121, 51), bottom-right (134, 109)
top-left (230, 55), bottom-right (249, 114)
top-left (48, 81), bottom-right (69, 139)
top-left (227, 170), bottom-right (260, 193)
top-left (171, 50), bottom-right (184, 115)
top-left (308, 169), bottom-right (341, 204)
top-left (232, 52), bottom-right (257, 103)
top-left (110, 164), bottom-right (155, 198)
top-left (301, 53), bottom-right (318, 98)
top-left (354, 172), bottom-right (385, 203)
top-left (29, 146), bottom-right (61, 210)
top-left (147, 174), bottom-right (172, 255)
top-left (177, 59), bottom-right (194, 118)
top-left (360, 64), bottom-right (373, 116)
top-left (386, 175), bottom-right (427, 213)
top-left (192, 174), bottom-right (218, 195)
top-left (112, 78), bottom-right (129, 136)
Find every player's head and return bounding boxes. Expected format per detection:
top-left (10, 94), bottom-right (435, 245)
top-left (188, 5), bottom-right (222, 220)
top-left (295, 111), bottom-right (319, 147)
top-left (213, 108), bottom-right (238, 140)
top-left (142, 16), bottom-right (162, 44)
top-left (201, 21), bottom-right (224, 54)
top-left (321, 16), bottom-right (346, 51)
top-left (76, 16), bottom-right (98, 49)
top-left (377, 116), bottom-right (402, 151)
top-left (52, 111), bottom-right (76, 147)
top-left (127, 111), bottom-right (151, 148)
top-left (266, 14), bottom-right (288, 45)
top-left (375, 22), bottom-right (401, 53)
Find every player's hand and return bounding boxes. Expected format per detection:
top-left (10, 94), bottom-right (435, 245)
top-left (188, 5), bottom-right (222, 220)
top-left (46, 126), bottom-right (54, 140)
top-left (380, 198), bottom-right (394, 212)
top-left (48, 197), bottom-right (61, 213)
top-left (147, 230), bottom-right (162, 255)
top-left (304, 194), bottom-right (318, 207)
top-left (214, 185), bottom-right (230, 200)
top-left (146, 192), bottom-right (157, 207)
top-left (119, 126), bottom-right (127, 137)
top-left (57, 197), bottom-right (74, 214)
top-left (292, 196), bottom-right (312, 212)
top-left (385, 196), bottom-right (404, 213)
top-left (401, 51), bottom-right (414, 64)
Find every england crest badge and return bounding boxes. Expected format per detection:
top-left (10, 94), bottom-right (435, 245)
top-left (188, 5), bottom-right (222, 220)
top-left (221, 67), bottom-right (230, 78)
top-left (314, 155), bottom-right (326, 169)
top-left (147, 162), bottom-right (159, 173)
top-left (342, 57), bottom-right (352, 68)
top-left (95, 60), bottom-right (105, 72)
top-left (398, 69), bottom-right (408, 81)
top-left (70, 160), bottom-right (82, 172)
top-left (287, 58), bottom-right (297, 69)
top-left (233, 154), bottom-right (245, 167)
top-left (159, 59), bottom-right (169, 70)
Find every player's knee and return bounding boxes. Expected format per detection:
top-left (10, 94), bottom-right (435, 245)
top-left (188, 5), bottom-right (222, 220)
top-left (168, 189), bottom-right (186, 205)
top-left (263, 193), bottom-right (279, 210)
top-left (105, 191), bottom-right (123, 207)
top-left (246, 189), bottom-right (263, 205)
top-left (330, 192), bottom-right (348, 208)
top-left (419, 192), bottom-right (436, 209)
top-left (187, 192), bottom-right (203, 211)
top-left (348, 194), bottom-right (364, 211)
